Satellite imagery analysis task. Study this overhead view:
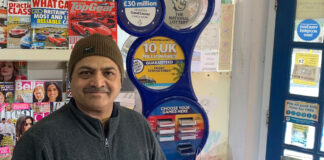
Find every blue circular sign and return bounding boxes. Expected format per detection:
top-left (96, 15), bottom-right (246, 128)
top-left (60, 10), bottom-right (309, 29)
top-left (313, 114), bottom-right (317, 119)
top-left (296, 112), bottom-right (301, 116)
top-left (307, 113), bottom-right (312, 118)
top-left (297, 19), bottom-right (320, 41)
top-left (117, 0), bottom-right (165, 36)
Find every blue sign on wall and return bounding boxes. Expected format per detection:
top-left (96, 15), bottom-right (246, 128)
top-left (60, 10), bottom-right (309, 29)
top-left (297, 19), bottom-right (320, 41)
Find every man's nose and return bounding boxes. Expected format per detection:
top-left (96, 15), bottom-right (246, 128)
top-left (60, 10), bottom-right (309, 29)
top-left (90, 72), bottom-right (106, 88)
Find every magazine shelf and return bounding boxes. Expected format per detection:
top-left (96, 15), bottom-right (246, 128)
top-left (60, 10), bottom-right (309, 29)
top-left (0, 49), bottom-right (70, 61)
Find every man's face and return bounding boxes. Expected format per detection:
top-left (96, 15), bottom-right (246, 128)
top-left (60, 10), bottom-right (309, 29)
top-left (70, 56), bottom-right (122, 113)
top-left (34, 88), bottom-right (44, 101)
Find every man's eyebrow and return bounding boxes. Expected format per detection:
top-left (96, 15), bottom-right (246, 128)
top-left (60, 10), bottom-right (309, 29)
top-left (77, 66), bottom-right (93, 71)
top-left (101, 67), bottom-right (117, 71)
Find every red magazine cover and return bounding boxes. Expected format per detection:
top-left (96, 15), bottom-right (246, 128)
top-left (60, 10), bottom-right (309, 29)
top-left (7, 0), bottom-right (31, 49)
top-left (0, 8), bottom-right (7, 49)
top-left (68, 1), bottom-right (117, 49)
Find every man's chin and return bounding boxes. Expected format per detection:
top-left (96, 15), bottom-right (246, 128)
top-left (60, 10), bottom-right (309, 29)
top-left (86, 99), bottom-right (113, 106)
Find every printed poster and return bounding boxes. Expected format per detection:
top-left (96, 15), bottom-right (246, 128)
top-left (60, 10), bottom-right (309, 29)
top-left (292, 52), bottom-right (320, 86)
top-left (133, 36), bottom-right (185, 89)
top-left (294, 0), bottom-right (324, 42)
top-left (291, 123), bottom-right (308, 147)
top-left (289, 49), bottom-right (322, 97)
top-left (284, 100), bottom-right (319, 126)
top-left (147, 98), bottom-right (206, 160)
top-left (218, 4), bottom-right (234, 71)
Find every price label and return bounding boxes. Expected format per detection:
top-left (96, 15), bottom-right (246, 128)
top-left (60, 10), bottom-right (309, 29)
top-left (123, 0), bottom-right (158, 8)
top-left (123, 1), bottom-right (136, 7)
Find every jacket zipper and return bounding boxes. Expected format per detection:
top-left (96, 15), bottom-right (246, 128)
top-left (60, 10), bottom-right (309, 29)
top-left (99, 122), bottom-right (110, 159)
top-left (105, 138), bottom-right (109, 148)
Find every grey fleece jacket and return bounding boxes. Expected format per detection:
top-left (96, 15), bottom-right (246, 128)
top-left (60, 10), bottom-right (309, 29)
top-left (12, 98), bottom-right (166, 160)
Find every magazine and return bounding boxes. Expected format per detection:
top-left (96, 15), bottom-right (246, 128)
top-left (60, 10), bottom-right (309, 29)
top-left (0, 61), bottom-right (27, 82)
top-left (68, 1), bottom-right (117, 49)
top-left (0, 82), bottom-right (14, 103)
top-left (15, 80), bottom-right (45, 103)
top-left (7, 0), bottom-right (31, 49)
top-left (0, 102), bottom-right (32, 159)
top-left (15, 80), bottom-right (63, 103)
top-left (0, 6), bottom-right (7, 49)
top-left (31, 102), bottom-right (49, 122)
top-left (30, 0), bottom-right (68, 49)
top-left (50, 101), bottom-right (65, 113)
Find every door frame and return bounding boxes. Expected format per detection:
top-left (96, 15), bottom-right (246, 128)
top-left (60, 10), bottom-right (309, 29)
top-left (229, 0), bottom-right (276, 159)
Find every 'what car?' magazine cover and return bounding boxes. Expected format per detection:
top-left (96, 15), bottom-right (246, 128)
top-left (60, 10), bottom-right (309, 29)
top-left (68, 1), bottom-right (117, 49)
top-left (30, 0), bottom-right (68, 49)
top-left (7, 0), bottom-right (31, 49)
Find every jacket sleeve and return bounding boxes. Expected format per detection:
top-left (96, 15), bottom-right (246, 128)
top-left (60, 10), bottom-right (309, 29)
top-left (12, 132), bottom-right (50, 160)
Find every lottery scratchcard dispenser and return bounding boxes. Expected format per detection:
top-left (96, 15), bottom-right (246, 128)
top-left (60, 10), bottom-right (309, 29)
top-left (122, 0), bottom-right (215, 159)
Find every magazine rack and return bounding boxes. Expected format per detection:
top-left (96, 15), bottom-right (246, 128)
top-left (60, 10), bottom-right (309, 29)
top-left (122, 0), bottom-right (215, 159)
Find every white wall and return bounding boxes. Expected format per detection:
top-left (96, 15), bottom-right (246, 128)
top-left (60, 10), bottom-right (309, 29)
top-left (229, 0), bottom-right (276, 159)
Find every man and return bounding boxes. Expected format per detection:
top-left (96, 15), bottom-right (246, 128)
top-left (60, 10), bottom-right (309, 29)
top-left (12, 34), bottom-right (166, 160)
top-left (33, 85), bottom-right (45, 102)
top-left (6, 118), bottom-right (15, 142)
top-left (0, 118), bottom-right (5, 142)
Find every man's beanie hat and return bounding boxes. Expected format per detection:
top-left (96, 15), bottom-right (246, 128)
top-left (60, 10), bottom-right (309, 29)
top-left (68, 34), bottom-right (124, 80)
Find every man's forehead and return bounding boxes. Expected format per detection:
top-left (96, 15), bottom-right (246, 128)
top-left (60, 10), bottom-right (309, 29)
top-left (77, 65), bottom-right (117, 70)
top-left (74, 56), bottom-right (118, 70)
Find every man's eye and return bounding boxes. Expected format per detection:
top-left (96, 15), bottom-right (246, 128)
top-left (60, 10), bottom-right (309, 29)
top-left (79, 71), bottom-right (91, 76)
top-left (103, 72), bottom-right (113, 76)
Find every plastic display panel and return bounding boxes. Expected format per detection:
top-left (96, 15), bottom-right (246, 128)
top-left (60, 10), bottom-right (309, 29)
top-left (283, 149), bottom-right (313, 160)
top-left (164, 0), bottom-right (207, 30)
top-left (293, 0), bottom-right (324, 43)
top-left (289, 48), bottom-right (322, 97)
top-left (121, 36), bottom-right (138, 69)
top-left (117, 0), bottom-right (164, 36)
top-left (132, 36), bottom-right (185, 90)
top-left (146, 96), bottom-right (208, 160)
top-left (124, 0), bottom-right (216, 158)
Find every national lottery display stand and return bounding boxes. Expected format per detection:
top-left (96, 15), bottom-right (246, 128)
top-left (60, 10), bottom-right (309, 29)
top-left (117, 0), bottom-right (215, 159)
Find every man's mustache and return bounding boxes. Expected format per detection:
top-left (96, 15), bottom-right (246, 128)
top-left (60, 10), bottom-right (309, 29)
top-left (83, 87), bottom-right (110, 93)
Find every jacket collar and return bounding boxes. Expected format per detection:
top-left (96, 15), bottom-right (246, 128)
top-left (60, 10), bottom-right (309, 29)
top-left (67, 98), bottom-right (119, 139)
